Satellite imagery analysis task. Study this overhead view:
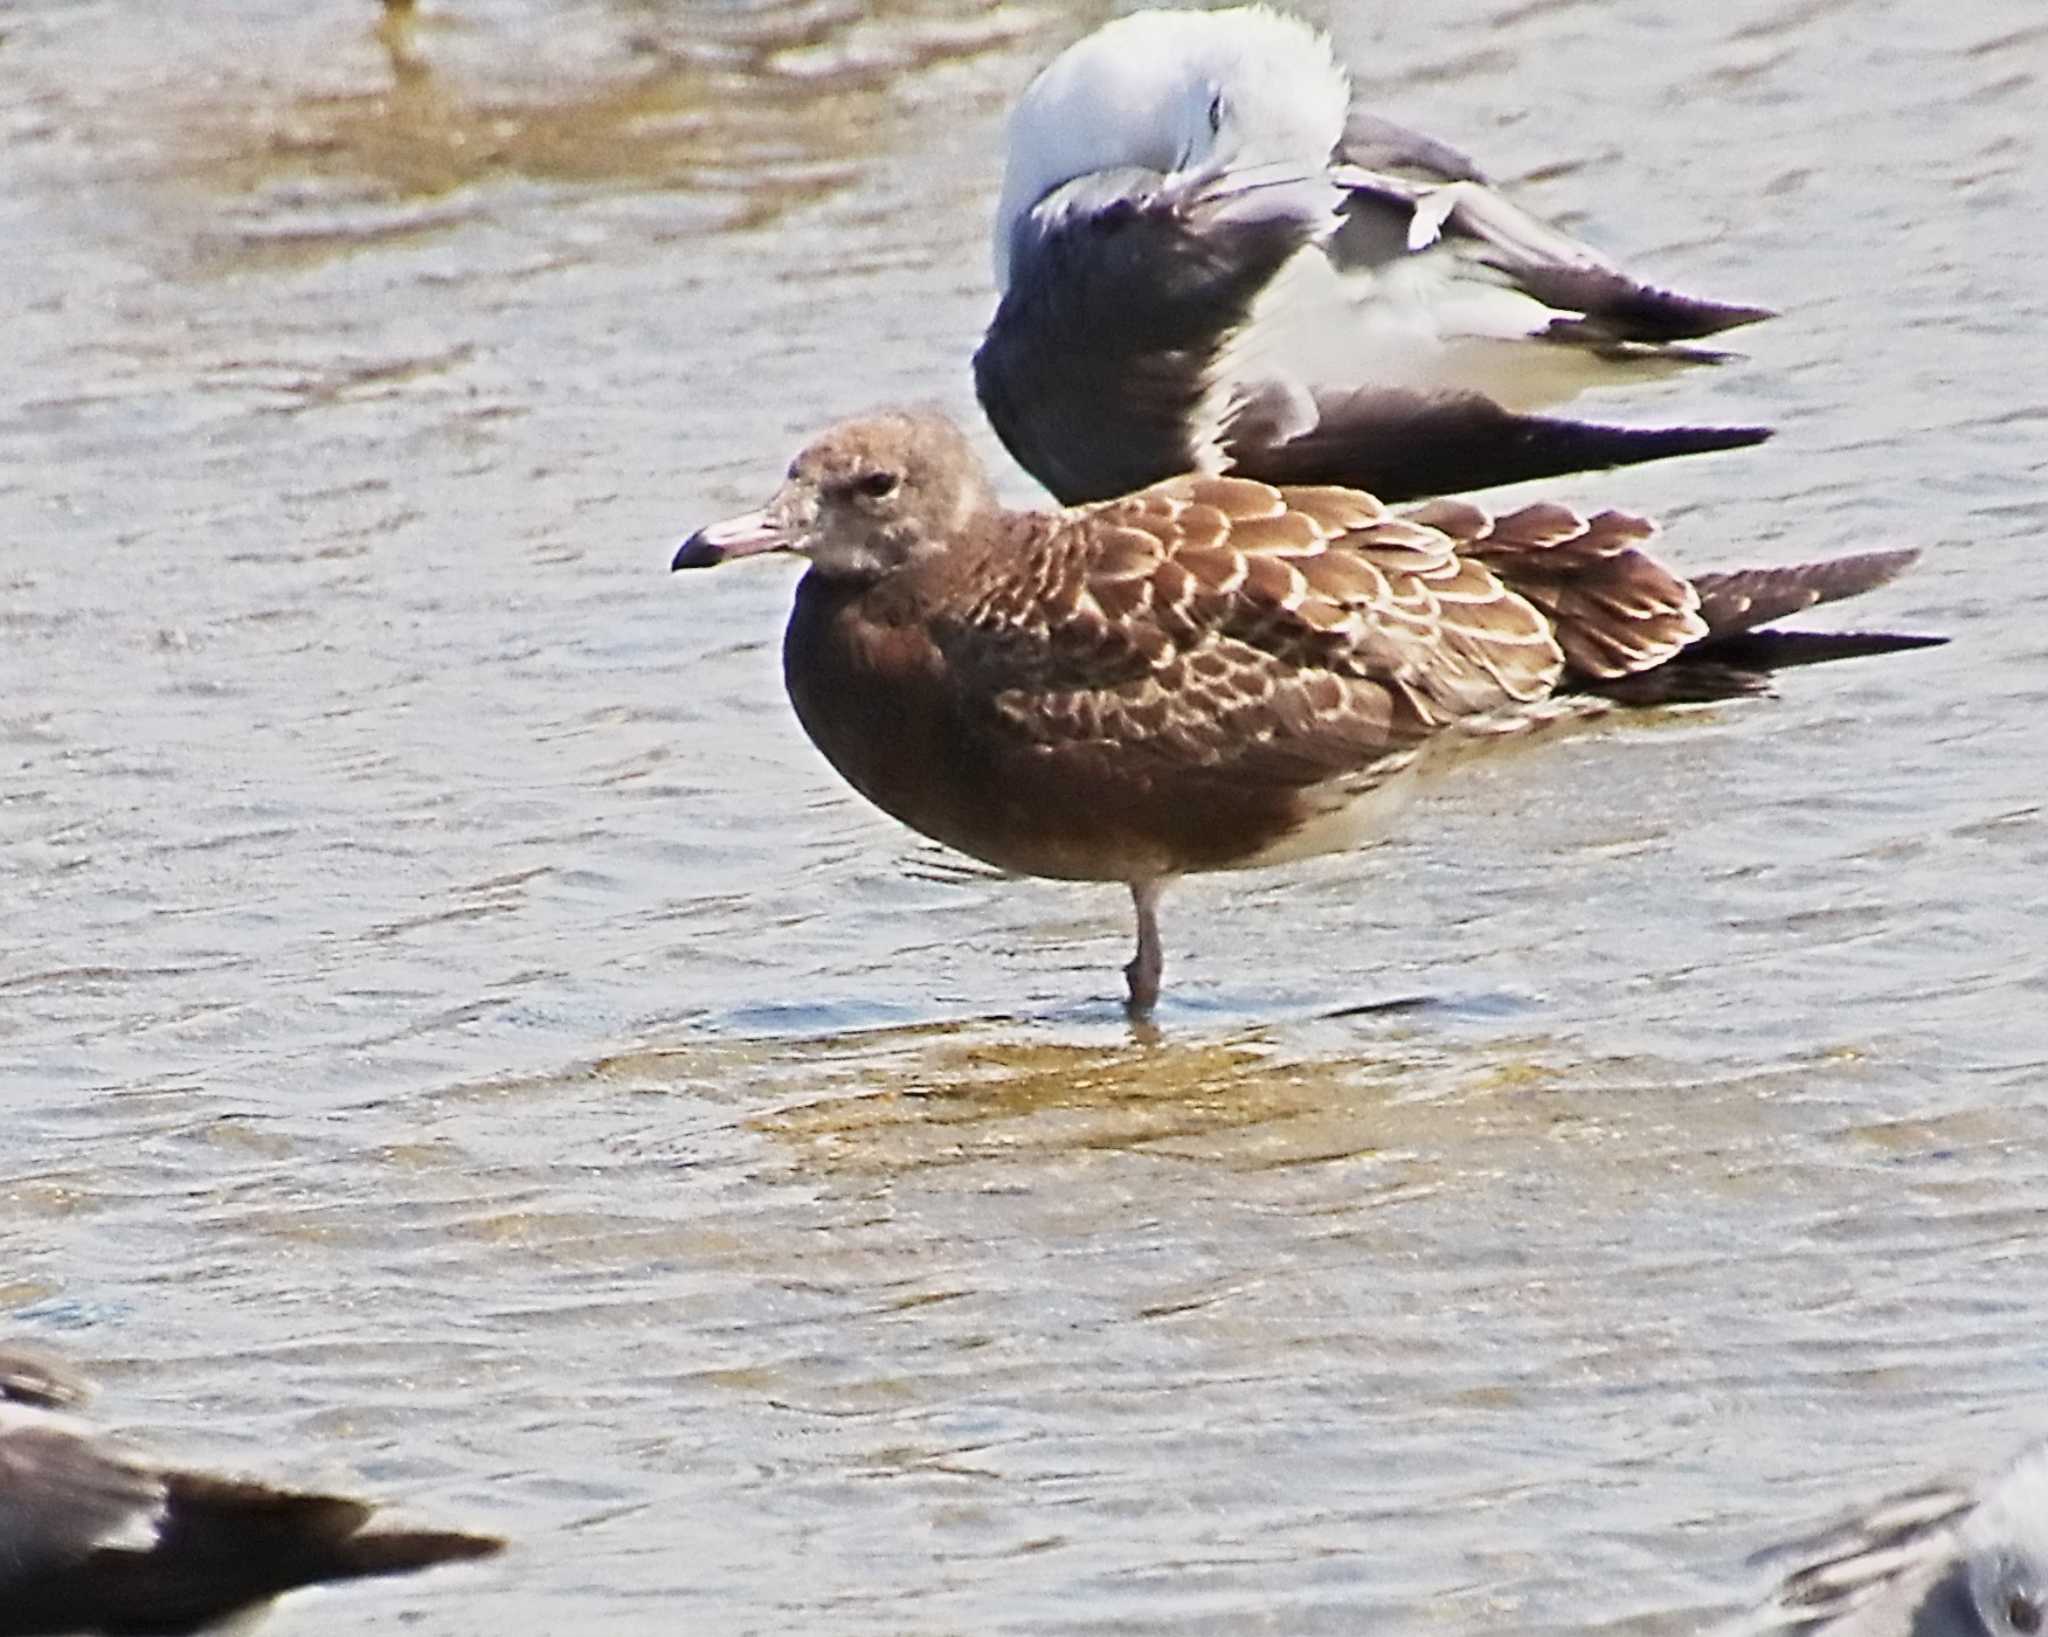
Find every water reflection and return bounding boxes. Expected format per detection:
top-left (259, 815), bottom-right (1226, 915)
top-left (160, 0), bottom-right (1038, 263)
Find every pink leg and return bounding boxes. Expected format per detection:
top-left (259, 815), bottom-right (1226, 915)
top-left (1124, 879), bottom-right (1165, 1016)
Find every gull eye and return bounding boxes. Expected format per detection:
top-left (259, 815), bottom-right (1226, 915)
top-left (2009, 1594), bottom-right (2042, 1635)
top-left (853, 470), bottom-right (900, 500)
top-left (1207, 91), bottom-right (1224, 135)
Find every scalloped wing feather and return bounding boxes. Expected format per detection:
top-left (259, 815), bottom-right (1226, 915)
top-left (938, 474), bottom-right (1572, 788)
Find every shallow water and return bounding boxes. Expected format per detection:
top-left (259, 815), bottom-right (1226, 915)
top-left (3, 0), bottom-right (2046, 1630)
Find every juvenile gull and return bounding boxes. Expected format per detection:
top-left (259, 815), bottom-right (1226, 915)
top-left (0, 1346), bottom-right (502, 1637)
top-left (673, 410), bottom-right (1940, 1016)
top-left (1725, 1441), bottom-right (2048, 1637)
top-left (977, 5), bottom-right (1775, 506)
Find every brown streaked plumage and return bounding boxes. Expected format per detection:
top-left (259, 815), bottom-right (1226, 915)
top-left (0, 1346), bottom-right (502, 1637)
top-left (672, 409), bottom-right (1944, 1015)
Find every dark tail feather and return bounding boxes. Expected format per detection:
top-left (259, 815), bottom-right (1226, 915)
top-left (1593, 631), bottom-right (1946, 706)
top-left (159, 1472), bottom-right (374, 1549)
top-left (1238, 385), bottom-right (1772, 503)
top-left (1584, 549), bottom-right (1945, 706)
top-left (1689, 549), bottom-right (1924, 636)
top-left (1690, 628), bottom-right (1948, 672)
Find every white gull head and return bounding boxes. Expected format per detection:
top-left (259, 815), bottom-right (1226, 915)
top-left (992, 5), bottom-right (1352, 290)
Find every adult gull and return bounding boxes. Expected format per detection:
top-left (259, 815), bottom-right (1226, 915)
top-left (977, 6), bottom-right (1775, 506)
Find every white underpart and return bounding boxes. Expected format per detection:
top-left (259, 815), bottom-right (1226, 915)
top-left (1235, 760), bottom-right (1425, 869)
top-left (1233, 696), bottom-right (1611, 872)
top-left (1218, 234), bottom-right (1569, 428)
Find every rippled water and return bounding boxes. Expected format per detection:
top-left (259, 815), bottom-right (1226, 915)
top-left (3, 0), bottom-right (2046, 1631)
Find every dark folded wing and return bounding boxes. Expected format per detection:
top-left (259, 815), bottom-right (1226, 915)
top-left (1689, 551), bottom-right (1923, 636)
top-left (0, 1468), bottom-right (500, 1637)
top-left (1229, 381), bottom-right (1771, 504)
top-left (975, 165), bottom-right (1338, 505)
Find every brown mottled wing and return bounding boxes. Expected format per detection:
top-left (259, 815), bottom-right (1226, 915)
top-left (1404, 496), bottom-right (1707, 682)
top-left (938, 475), bottom-right (1565, 788)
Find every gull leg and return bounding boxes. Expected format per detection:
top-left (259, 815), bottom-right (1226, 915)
top-left (1124, 878), bottom-right (1164, 1016)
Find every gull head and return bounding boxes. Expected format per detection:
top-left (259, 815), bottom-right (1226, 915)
top-left (993, 5), bottom-right (1351, 289)
top-left (672, 411), bottom-right (997, 585)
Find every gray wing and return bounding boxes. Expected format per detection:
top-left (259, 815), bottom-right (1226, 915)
top-left (1339, 107), bottom-right (1491, 186)
top-left (1332, 106), bottom-right (1774, 346)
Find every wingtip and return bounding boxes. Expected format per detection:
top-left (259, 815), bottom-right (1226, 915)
top-left (1831, 546), bottom-right (1923, 589)
top-left (331, 1526), bottom-right (508, 1576)
top-left (1554, 417), bottom-right (1775, 465)
top-left (1667, 422), bottom-right (1774, 454)
top-left (1227, 389), bottom-right (1779, 501)
top-left (1691, 298), bottom-right (1778, 335)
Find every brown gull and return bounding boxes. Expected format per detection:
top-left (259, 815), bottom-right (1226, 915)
top-left (674, 410), bottom-right (1941, 1016)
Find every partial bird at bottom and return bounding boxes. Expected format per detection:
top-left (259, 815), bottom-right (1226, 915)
top-left (1724, 1439), bottom-right (2048, 1637)
top-left (0, 1346), bottom-right (502, 1637)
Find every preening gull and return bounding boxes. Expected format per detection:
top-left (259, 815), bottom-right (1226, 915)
top-left (672, 410), bottom-right (1938, 1016)
top-left (1724, 1440), bottom-right (2048, 1637)
top-left (976, 6), bottom-right (1775, 506)
top-left (0, 1346), bottom-right (502, 1637)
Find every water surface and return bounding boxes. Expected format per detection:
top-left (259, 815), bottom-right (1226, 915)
top-left (3, 0), bottom-right (2046, 1631)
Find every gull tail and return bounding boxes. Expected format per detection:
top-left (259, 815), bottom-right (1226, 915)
top-left (1592, 549), bottom-right (1946, 706)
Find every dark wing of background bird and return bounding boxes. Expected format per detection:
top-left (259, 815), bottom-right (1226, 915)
top-left (976, 164), bottom-right (1773, 508)
top-left (977, 165), bottom-right (1329, 505)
